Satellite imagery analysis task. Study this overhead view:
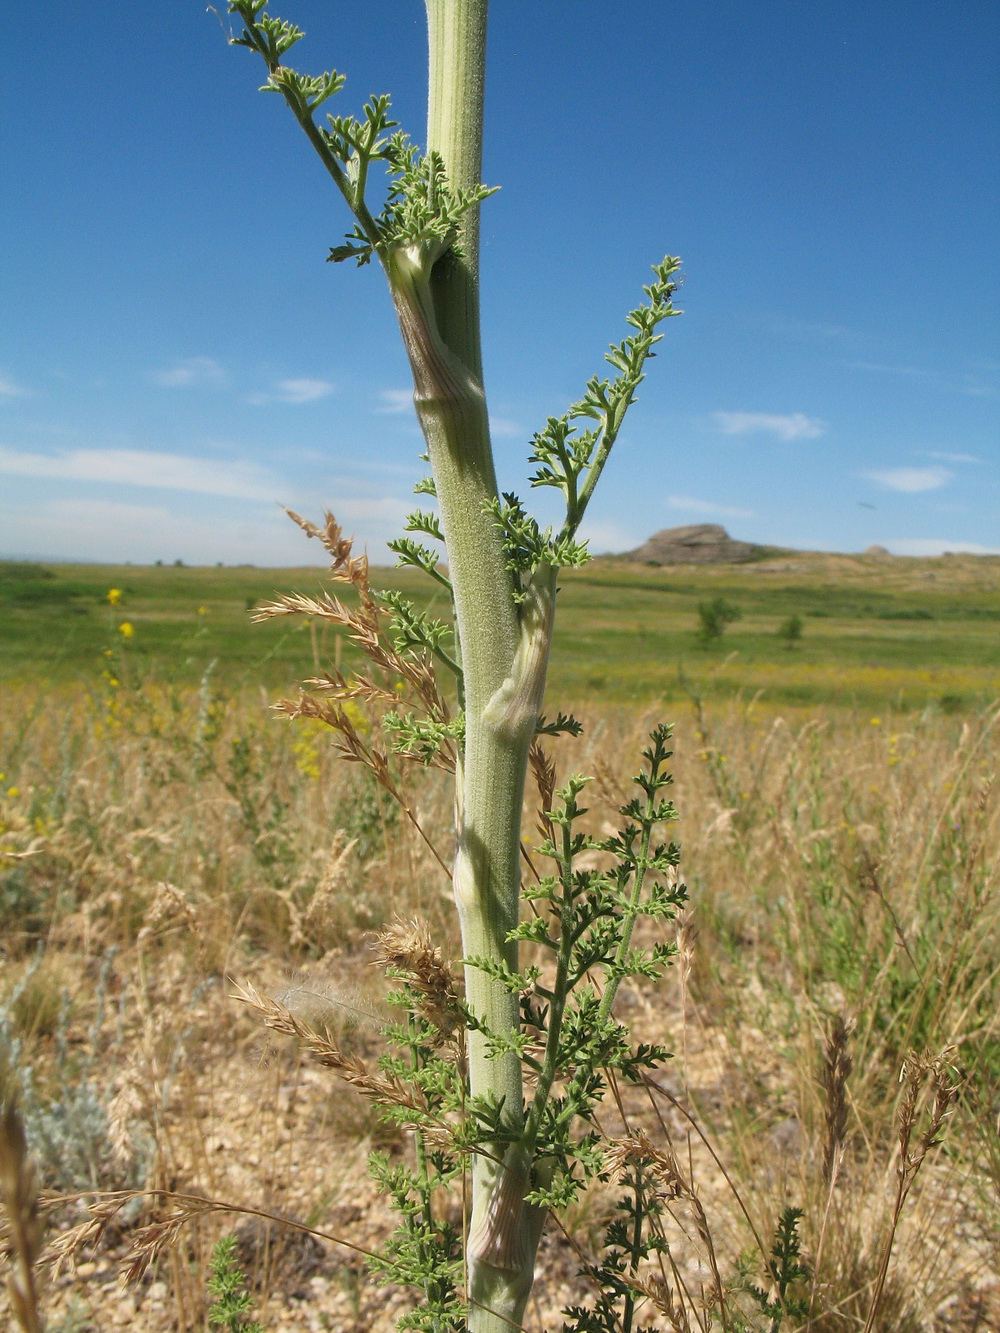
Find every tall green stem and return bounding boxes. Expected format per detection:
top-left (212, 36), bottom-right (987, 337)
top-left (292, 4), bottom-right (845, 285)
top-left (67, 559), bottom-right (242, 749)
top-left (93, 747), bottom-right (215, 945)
top-left (405, 3), bottom-right (551, 1326)
top-left (425, 0), bottom-right (488, 377)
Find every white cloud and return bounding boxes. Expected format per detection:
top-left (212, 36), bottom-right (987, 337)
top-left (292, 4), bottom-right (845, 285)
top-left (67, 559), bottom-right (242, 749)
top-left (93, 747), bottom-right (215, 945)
top-left (2, 491), bottom-right (419, 566)
top-left (153, 357), bottom-right (226, 388)
top-left (847, 361), bottom-right (996, 398)
top-left (489, 416), bottom-right (522, 439)
top-left (713, 411), bottom-right (827, 441)
top-left (0, 445), bottom-right (279, 500)
top-left (330, 495), bottom-right (414, 527)
top-left (919, 450), bottom-right (981, 464)
top-left (885, 538), bottom-right (1000, 557)
top-left (275, 378), bottom-right (334, 404)
top-left (376, 389), bottom-right (413, 414)
top-left (576, 519), bottom-right (635, 554)
top-left (0, 372), bottom-right (28, 400)
top-left (863, 466), bottom-right (951, 493)
top-left (247, 378), bottom-right (335, 406)
top-left (3, 497), bottom-right (317, 566)
top-left (667, 495), bottom-right (755, 519)
top-left (850, 360), bottom-right (926, 379)
top-left (758, 314), bottom-right (858, 344)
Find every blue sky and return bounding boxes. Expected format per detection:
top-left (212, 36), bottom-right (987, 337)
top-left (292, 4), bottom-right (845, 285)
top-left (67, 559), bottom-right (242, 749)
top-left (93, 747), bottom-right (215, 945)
top-left (2, 1), bottom-right (997, 565)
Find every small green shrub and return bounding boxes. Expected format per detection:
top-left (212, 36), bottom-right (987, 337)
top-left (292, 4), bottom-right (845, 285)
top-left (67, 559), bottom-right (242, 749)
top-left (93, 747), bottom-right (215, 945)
top-left (777, 613), bottom-right (803, 647)
top-left (207, 1236), bottom-right (265, 1332)
top-left (697, 596), bottom-right (742, 645)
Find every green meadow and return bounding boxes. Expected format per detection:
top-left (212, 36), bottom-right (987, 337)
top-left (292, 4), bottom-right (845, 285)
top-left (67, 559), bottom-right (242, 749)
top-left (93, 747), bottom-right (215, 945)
top-left (2, 551), bottom-right (999, 711)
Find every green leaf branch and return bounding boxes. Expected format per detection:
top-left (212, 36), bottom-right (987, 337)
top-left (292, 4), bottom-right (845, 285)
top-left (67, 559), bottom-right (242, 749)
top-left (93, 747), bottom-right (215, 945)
top-left (529, 259), bottom-right (682, 546)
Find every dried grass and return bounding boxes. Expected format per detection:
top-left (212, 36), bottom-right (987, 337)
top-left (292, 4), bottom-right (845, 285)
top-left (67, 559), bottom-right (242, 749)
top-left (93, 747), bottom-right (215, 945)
top-left (0, 685), bottom-right (997, 1328)
top-left (0, 1079), bottom-right (45, 1333)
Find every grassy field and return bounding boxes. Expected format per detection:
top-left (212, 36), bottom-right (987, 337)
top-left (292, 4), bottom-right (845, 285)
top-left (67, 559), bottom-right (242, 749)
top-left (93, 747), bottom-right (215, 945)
top-left (3, 549), bottom-right (999, 711)
top-left (1, 550), bottom-right (998, 1330)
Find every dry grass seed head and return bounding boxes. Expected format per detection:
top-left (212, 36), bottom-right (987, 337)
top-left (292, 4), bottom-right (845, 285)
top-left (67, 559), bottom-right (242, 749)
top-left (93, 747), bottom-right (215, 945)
top-left (258, 519), bottom-right (447, 720)
top-left (372, 919), bottom-right (464, 1043)
top-left (604, 1131), bottom-right (685, 1202)
top-left (40, 1194), bottom-right (129, 1278)
top-left (105, 1056), bottom-right (148, 1168)
top-left (285, 510), bottom-right (373, 598)
top-left (629, 1272), bottom-right (694, 1333)
top-left (232, 981), bottom-right (431, 1121)
top-left (821, 1013), bottom-right (855, 1186)
top-left (140, 881), bottom-right (200, 948)
top-left (897, 1047), bottom-right (962, 1173)
top-left (302, 831), bottom-right (359, 937)
top-left (528, 740), bottom-right (557, 843)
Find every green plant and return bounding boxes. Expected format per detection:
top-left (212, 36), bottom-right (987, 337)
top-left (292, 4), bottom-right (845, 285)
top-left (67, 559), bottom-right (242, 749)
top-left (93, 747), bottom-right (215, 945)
top-left (207, 1235), bottom-right (265, 1332)
top-left (776, 613), bottom-right (802, 648)
top-left (696, 596), bottom-right (742, 645)
top-left (0, 953), bottom-right (153, 1197)
top-left (226, 3), bottom-right (683, 1327)
top-left (212, 6), bottom-right (996, 1331)
top-left (730, 1208), bottom-right (810, 1332)
top-left (237, 727), bottom-right (687, 1328)
top-left (561, 1130), bottom-right (723, 1333)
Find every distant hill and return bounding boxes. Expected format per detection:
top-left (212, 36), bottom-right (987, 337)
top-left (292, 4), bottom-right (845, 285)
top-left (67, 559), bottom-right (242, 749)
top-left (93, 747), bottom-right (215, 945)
top-left (614, 523), bottom-right (778, 565)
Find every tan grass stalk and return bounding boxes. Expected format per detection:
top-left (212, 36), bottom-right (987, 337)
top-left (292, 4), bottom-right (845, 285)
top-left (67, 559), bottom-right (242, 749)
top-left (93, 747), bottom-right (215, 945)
top-left (0, 1083), bottom-right (45, 1333)
top-left (231, 981), bottom-right (435, 1123)
top-left (36, 1187), bottom-right (381, 1286)
top-left (629, 1272), bottom-right (694, 1333)
top-left (606, 1124), bottom-right (728, 1330)
top-left (273, 690), bottom-right (454, 875)
top-left (641, 1074), bottom-right (772, 1271)
top-left (808, 1014), bottom-right (854, 1329)
top-left (862, 1048), bottom-right (962, 1333)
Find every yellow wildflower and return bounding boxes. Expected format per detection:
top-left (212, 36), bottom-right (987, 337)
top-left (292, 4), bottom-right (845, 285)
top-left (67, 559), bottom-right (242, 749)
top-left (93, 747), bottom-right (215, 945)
top-left (118, 621), bottom-right (135, 639)
top-left (107, 588), bottom-right (123, 605)
top-left (870, 717), bottom-right (881, 726)
top-left (6, 787), bottom-right (20, 798)
top-left (341, 699), bottom-right (370, 736)
top-left (292, 717), bottom-right (329, 780)
top-left (197, 605), bottom-right (209, 616)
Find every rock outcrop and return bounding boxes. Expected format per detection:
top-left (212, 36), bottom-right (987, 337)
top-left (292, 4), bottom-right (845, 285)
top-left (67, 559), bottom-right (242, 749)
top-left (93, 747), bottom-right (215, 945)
top-left (625, 524), bottom-right (759, 565)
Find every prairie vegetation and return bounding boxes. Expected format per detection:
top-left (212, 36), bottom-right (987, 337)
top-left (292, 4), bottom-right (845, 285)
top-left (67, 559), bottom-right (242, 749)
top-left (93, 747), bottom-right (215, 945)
top-left (3, 551), bottom-right (999, 707)
top-left (0, 561), bottom-right (997, 1328)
